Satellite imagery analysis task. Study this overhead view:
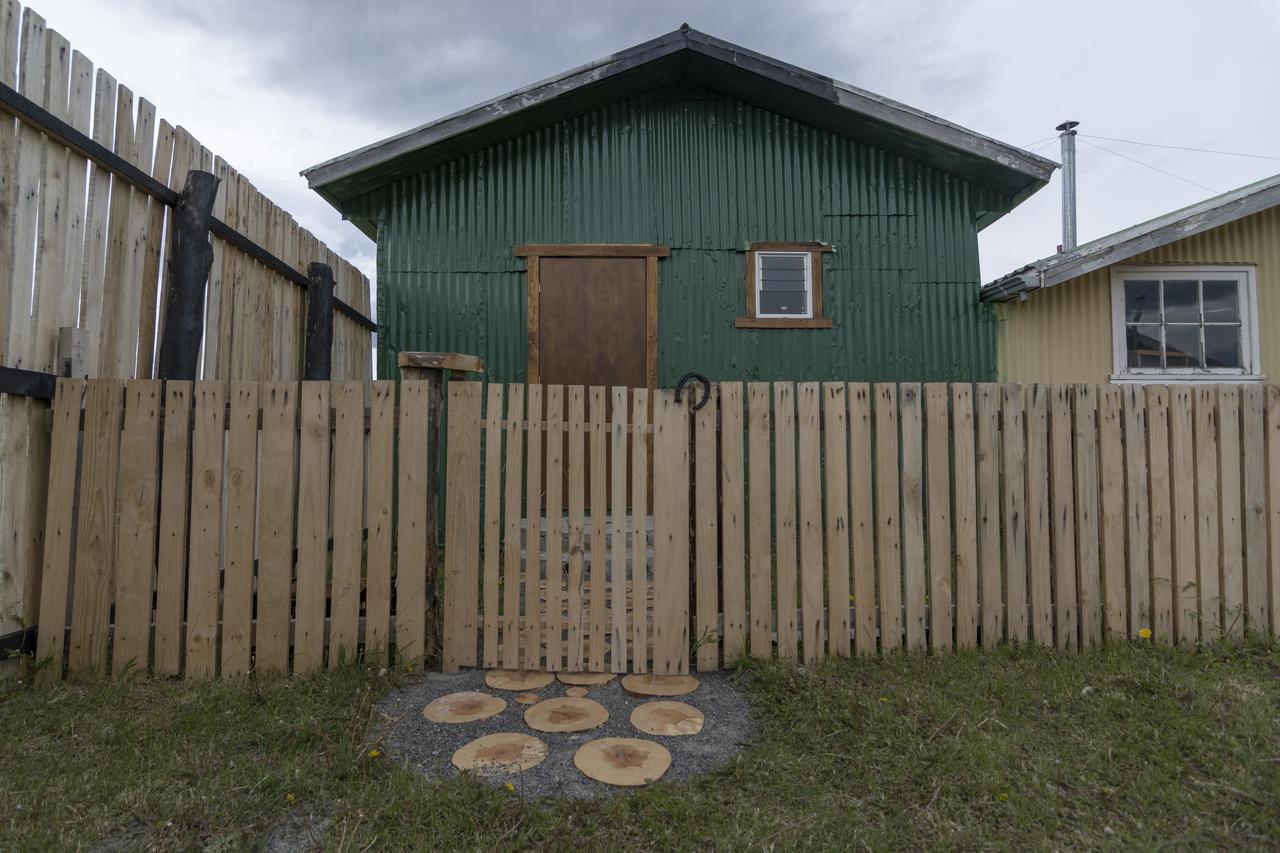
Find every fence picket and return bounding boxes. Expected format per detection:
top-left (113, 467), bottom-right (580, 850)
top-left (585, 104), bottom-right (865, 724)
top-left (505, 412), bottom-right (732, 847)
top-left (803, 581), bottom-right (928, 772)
top-left (1146, 387), bottom-right (1173, 643)
top-left (1193, 387), bottom-right (1222, 638)
top-left (294, 382), bottom-right (330, 673)
top-left (924, 383), bottom-right (952, 651)
top-left (544, 385), bottom-right (565, 671)
top-left (396, 382), bottom-right (429, 667)
top-left (720, 383), bottom-right (746, 662)
top-left (875, 384), bottom-right (903, 651)
top-left (1097, 387), bottom-right (1127, 637)
top-left (612, 386), bottom-right (631, 672)
top-left (1122, 385), bottom-right (1150, 637)
top-left (1242, 385), bottom-right (1267, 634)
top-left (330, 381), bottom-right (365, 664)
top-left (501, 384), bottom-right (525, 670)
top-left (111, 380), bottom-right (161, 678)
top-left (952, 385), bottom-right (978, 650)
top-left (823, 383), bottom-right (851, 657)
top-left (1026, 385), bottom-right (1053, 645)
top-left (1268, 387), bottom-right (1280, 638)
top-left (849, 383), bottom-right (877, 656)
top-left (184, 381), bottom-right (225, 679)
top-left (1168, 387), bottom-right (1199, 643)
top-left (797, 383), bottom-right (824, 663)
top-left (1001, 384), bottom-right (1029, 643)
top-left (1217, 386), bottom-right (1245, 637)
top-left (566, 386), bottom-right (586, 671)
top-left (629, 388), bottom-right (650, 672)
top-left (976, 385), bottom-right (1002, 647)
top-left (366, 381), bottom-right (396, 659)
top-left (900, 384), bottom-right (926, 651)
top-left (774, 383), bottom-right (799, 661)
top-left (588, 387), bottom-right (608, 671)
top-left (443, 382), bottom-right (482, 672)
top-left (1073, 386), bottom-right (1102, 648)
top-left (695, 385), bottom-right (720, 671)
top-left (524, 384), bottom-right (544, 668)
top-left (219, 382), bottom-right (258, 677)
top-left (256, 382), bottom-right (296, 673)
top-left (481, 384), bottom-right (504, 667)
top-left (153, 382), bottom-right (192, 675)
top-left (653, 390), bottom-right (690, 675)
top-left (748, 383), bottom-right (773, 656)
top-left (35, 379), bottom-right (85, 679)
top-left (1050, 384), bottom-right (1078, 650)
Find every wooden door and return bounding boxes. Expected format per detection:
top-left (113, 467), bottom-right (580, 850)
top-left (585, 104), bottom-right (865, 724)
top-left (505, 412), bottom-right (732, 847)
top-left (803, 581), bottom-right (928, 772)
top-left (537, 256), bottom-right (647, 389)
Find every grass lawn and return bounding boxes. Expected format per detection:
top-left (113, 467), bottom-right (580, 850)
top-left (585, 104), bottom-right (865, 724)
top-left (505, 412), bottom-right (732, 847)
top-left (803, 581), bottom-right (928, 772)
top-left (2, 640), bottom-right (1278, 850)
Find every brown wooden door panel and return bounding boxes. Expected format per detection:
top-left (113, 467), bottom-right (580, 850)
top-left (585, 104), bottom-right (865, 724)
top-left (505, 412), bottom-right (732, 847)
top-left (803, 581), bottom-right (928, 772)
top-left (538, 257), bottom-right (647, 389)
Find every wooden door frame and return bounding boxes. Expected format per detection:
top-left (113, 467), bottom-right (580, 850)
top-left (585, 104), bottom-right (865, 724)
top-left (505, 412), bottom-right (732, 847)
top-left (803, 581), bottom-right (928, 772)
top-left (515, 244), bottom-right (669, 390)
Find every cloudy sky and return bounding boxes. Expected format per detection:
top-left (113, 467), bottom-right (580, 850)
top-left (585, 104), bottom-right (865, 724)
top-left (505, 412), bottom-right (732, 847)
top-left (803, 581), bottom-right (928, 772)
top-left (38, 0), bottom-right (1280, 285)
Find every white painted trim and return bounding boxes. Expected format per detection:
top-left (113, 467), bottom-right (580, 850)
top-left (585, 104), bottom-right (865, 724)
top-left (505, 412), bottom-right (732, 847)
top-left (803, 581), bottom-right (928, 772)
top-left (755, 251), bottom-right (813, 319)
top-left (1109, 264), bottom-right (1259, 382)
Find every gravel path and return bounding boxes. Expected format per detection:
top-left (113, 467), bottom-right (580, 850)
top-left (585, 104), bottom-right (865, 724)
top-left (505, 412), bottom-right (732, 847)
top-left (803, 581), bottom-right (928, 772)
top-left (374, 669), bottom-right (755, 799)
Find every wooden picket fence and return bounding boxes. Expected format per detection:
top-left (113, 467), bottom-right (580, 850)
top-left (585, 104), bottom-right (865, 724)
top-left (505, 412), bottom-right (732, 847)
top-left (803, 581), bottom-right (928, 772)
top-left (441, 381), bottom-right (1280, 675)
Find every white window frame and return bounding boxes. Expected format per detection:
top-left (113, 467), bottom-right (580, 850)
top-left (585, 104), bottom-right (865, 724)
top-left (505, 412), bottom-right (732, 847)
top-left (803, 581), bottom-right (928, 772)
top-left (1109, 264), bottom-right (1262, 383)
top-left (754, 251), bottom-right (813, 319)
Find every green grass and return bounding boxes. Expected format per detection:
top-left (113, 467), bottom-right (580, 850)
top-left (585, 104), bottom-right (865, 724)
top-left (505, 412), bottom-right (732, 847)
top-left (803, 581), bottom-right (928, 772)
top-left (2, 640), bottom-right (1278, 850)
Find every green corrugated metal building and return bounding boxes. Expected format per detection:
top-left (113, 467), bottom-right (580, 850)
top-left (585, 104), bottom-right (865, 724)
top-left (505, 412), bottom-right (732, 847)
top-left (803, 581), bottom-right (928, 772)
top-left (304, 26), bottom-right (1054, 387)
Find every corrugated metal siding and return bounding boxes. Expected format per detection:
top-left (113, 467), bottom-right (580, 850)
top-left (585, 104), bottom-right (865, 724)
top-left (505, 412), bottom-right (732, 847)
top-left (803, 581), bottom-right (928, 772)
top-left (359, 84), bottom-right (1004, 382)
top-left (997, 204), bottom-right (1280, 383)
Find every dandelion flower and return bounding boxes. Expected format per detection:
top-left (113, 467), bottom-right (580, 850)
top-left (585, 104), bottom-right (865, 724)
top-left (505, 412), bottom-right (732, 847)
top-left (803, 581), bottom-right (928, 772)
top-left (505, 782), bottom-right (515, 792)
top-left (368, 749), bottom-right (380, 758)
top-left (878, 696), bottom-right (888, 703)
top-left (997, 792), bottom-right (1009, 802)
top-left (1138, 627), bottom-right (1152, 640)
top-left (286, 793), bottom-right (295, 802)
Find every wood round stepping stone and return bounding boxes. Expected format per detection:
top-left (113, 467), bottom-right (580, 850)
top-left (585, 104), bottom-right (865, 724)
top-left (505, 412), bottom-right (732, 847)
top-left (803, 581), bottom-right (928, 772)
top-left (565, 686), bottom-right (588, 698)
top-left (514, 692), bottom-right (543, 706)
top-left (524, 697), bottom-right (609, 733)
top-left (621, 673), bottom-right (699, 698)
top-left (452, 733), bottom-right (548, 776)
top-left (574, 737), bottom-right (672, 787)
top-left (484, 669), bottom-right (555, 691)
top-left (556, 672), bottom-right (616, 687)
top-left (422, 691), bottom-right (506, 724)
top-left (630, 701), bottom-right (705, 736)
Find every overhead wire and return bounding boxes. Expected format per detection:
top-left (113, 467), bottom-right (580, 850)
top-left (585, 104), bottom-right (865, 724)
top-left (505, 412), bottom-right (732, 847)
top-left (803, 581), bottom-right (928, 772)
top-left (1079, 134), bottom-right (1280, 163)
top-left (1077, 137), bottom-right (1220, 194)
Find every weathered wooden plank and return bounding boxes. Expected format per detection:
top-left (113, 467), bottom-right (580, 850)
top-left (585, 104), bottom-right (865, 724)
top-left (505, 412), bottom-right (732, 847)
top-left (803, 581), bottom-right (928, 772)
top-left (652, 390), bottom-right (690, 674)
top-left (774, 382), bottom-right (799, 661)
top-left (1217, 386), bottom-right (1244, 638)
top-left (293, 382), bottom-right (330, 674)
top-left (501, 384), bottom-right (525, 670)
top-left (822, 383), bottom-right (851, 657)
top-left (153, 381), bottom-right (191, 675)
top-left (1145, 386), bottom-right (1173, 644)
top-left (1001, 384), bottom-right (1029, 644)
top-left (443, 382), bottom-right (482, 672)
top-left (523, 384), bottom-right (544, 668)
top-left (1049, 384), bottom-right (1077, 650)
top-left (79, 69), bottom-right (115, 375)
top-left (976, 384), bottom-right (1002, 648)
top-left (35, 379), bottom-right (86, 679)
top-left (1242, 385), bottom-right (1268, 635)
top-left (1097, 386), bottom-right (1127, 638)
top-left (952, 384), bottom-right (978, 650)
top-left (1168, 386), bottom-right (1198, 644)
top-left (1194, 386), bottom-right (1221, 639)
top-left (481, 383), bottom-right (504, 667)
top-left (1122, 385), bottom-right (1150, 637)
top-left (719, 383), bottom-right (746, 662)
top-left (748, 382), bottom-right (773, 657)
top-left (365, 381), bottom-right (396, 659)
top-left (219, 382), bottom-right (258, 677)
top-left (874, 383), bottom-right (903, 651)
top-left (1267, 386), bottom-right (1280, 639)
top-left (609, 386), bottom-right (630, 672)
top-left (395, 381), bottom-right (429, 668)
top-left (924, 383), bottom-right (952, 652)
top-left (255, 382), bottom-right (296, 673)
top-left (184, 382), bottom-right (226, 678)
top-left (849, 383), bottom-right (876, 656)
top-left (1073, 385), bottom-right (1102, 648)
top-left (588, 387), bottom-right (608, 671)
top-left (1025, 385), bottom-right (1052, 645)
top-left (630, 387), bottom-right (650, 672)
top-left (797, 382), bottom-right (824, 663)
top-left (694, 385), bottom-right (719, 671)
top-left (543, 385), bottom-right (565, 670)
top-left (900, 384), bottom-right (926, 651)
top-left (111, 381), bottom-right (161, 678)
top-left (566, 386), bottom-right (586, 670)
top-left (330, 381), bottom-right (365, 664)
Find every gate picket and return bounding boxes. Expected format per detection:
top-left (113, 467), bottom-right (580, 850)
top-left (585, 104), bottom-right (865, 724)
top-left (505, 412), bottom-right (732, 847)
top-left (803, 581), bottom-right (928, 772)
top-left (653, 389), bottom-right (690, 675)
top-left (695, 385), bottom-right (719, 671)
top-left (747, 383), bottom-right (773, 656)
top-left (822, 383), bottom-right (851, 658)
top-left (797, 383), bottom-right (824, 664)
top-left (442, 382), bottom-right (481, 672)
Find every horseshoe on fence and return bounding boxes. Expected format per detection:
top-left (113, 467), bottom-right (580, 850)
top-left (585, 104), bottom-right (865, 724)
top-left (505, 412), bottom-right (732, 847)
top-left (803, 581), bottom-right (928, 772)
top-left (673, 372), bottom-right (711, 411)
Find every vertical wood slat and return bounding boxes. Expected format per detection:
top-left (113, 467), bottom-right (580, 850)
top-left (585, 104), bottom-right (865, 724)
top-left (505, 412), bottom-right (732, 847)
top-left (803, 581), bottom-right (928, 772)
top-left (1049, 384), bottom-right (1078, 650)
top-left (481, 383), bottom-right (505, 668)
top-left (523, 385), bottom-right (544, 668)
top-left (773, 382), bottom-right (799, 661)
top-left (629, 388), bottom-right (650, 672)
top-left (822, 383), bottom-right (851, 657)
top-left (952, 385), bottom-right (978, 650)
top-left (255, 382), bottom-right (296, 673)
top-left (365, 381), bottom-right (396, 659)
top-left (900, 384), bottom-right (926, 651)
top-left (1267, 387), bottom-right (1280, 638)
top-left (1122, 385), bottom-right (1150, 637)
top-left (111, 380), bottom-right (162, 678)
top-left (154, 381), bottom-right (192, 675)
top-left (501, 384), bottom-right (525, 670)
top-left (219, 383), bottom-right (258, 677)
top-left (395, 381), bottom-right (429, 668)
top-left (1025, 385), bottom-right (1053, 645)
top-left (35, 379), bottom-right (86, 679)
top-left (544, 385), bottom-right (565, 671)
top-left (1241, 385), bottom-right (1267, 634)
top-left (1073, 386), bottom-right (1102, 648)
top-left (796, 382), bottom-right (824, 663)
top-left (874, 383), bottom-right (903, 652)
top-left (1097, 387), bottom-right (1127, 637)
top-left (1194, 386), bottom-right (1221, 639)
top-left (588, 387), bottom-right (607, 671)
top-left (1217, 386), bottom-right (1244, 638)
top-left (1168, 386), bottom-right (1198, 644)
top-left (694, 386), bottom-right (719, 671)
top-left (330, 381), bottom-right (365, 664)
top-left (612, 386), bottom-right (631, 672)
top-left (566, 386), bottom-right (586, 671)
top-left (1001, 385), bottom-right (1029, 643)
top-left (652, 389), bottom-right (690, 675)
top-left (293, 382), bottom-right (330, 674)
top-left (1146, 387), bottom-right (1173, 643)
top-left (849, 384), bottom-right (876, 656)
top-left (976, 385), bottom-right (1003, 648)
top-left (442, 382), bottom-right (482, 672)
top-left (184, 381), bottom-right (225, 679)
top-left (924, 383), bottom-right (952, 651)
top-left (719, 383), bottom-right (746, 662)
top-left (747, 382), bottom-right (773, 656)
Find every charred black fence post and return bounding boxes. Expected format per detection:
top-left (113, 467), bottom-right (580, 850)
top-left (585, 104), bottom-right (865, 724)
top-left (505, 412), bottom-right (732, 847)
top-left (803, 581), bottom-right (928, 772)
top-left (156, 170), bottom-right (220, 380)
top-left (303, 262), bottom-right (336, 381)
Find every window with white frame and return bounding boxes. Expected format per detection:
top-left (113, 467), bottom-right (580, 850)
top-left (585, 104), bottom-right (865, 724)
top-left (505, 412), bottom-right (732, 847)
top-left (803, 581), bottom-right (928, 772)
top-left (755, 251), bottom-right (813, 318)
top-left (1110, 266), bottom-right (1259, 380)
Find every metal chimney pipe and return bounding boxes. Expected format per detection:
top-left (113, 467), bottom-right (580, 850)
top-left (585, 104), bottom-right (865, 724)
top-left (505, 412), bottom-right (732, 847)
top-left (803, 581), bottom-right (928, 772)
top-left (1057, 120), bottom-right (1080, 252)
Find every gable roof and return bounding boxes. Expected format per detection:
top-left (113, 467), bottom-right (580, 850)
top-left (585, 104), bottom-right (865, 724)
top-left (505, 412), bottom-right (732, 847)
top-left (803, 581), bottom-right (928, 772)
top-left (982, 172), bottom-right (1280, 302)
top-left (303, 25), bottom-right (1055, 236)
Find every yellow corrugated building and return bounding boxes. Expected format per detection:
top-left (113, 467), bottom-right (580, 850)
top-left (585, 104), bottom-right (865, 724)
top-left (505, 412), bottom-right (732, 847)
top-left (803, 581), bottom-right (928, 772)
top-left (985, 175), bottom-right (1280, 384)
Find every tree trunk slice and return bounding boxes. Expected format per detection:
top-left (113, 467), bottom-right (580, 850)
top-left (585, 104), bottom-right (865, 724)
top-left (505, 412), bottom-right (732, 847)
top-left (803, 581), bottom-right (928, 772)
top-left (422, 691), bottom-right (506, 724)
top-left (565, 686), bottom-right (588, 698)
top-left (485, 669), bottom-right (556, 691)
top-left (630, 701), bottom-right (705, 736)
top-left (556, 672), bottom-right (616, 686)
top-left (514, 692), bottom-right (543, 705)
top-left (452, 733), bottom-right (548, 776)
top-left (524, 697), bottom-right (609, 733)
top-left (621, 674), bottom-right (699, 697)
top-left (573, 737), bottom-right (672, 787)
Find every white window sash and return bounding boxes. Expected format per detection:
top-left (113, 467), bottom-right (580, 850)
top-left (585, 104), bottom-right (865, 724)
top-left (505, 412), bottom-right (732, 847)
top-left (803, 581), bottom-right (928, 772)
top-left (755, 251), bottom-right (813, 319)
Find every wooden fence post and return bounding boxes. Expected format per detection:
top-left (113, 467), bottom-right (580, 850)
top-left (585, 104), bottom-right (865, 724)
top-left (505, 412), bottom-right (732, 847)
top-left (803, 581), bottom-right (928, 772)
top-left (303, 263), bottom-right (335, 380)
top-left (397, 352), bottom-right (485, 663)
top-left (156, 170), bottom-right (219, 380)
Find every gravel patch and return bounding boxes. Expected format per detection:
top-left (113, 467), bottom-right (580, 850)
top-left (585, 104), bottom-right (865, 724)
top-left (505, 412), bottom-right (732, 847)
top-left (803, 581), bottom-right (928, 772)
top-left (375, 669), bottom-right (755, 799)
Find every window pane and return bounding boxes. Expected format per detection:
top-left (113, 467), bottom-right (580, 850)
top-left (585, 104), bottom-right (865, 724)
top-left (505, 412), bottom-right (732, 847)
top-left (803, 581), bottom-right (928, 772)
top-left (1202, 280), bottom-right (1240, 322)
top-left (1124, 280), bottom-right (1159, 322)
top-left (1204, 325), bottom-right (1242, 368)
top-left (760, 253), bottom-right (806, 272)
top-left (759, 254), bottom-right (807, 290)
top-left (1126, 323), bottom-right (1162, 368)
top-left (759, 290), bottom-right (808, 316)
top-left (1163, 325), bottom-right (1202, 368)
top-left (1162, 279), bottom-right (1199, 323)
